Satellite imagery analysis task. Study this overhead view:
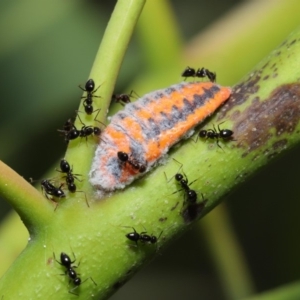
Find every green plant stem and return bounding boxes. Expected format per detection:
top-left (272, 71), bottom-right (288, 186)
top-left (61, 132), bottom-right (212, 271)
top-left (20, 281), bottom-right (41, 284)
top-left (2, 3), bottom-right (300, 300)
top-left (137, 0), bottom-right (182, 72)
top-left (180, 2), bottom-right (300, 298)
top-left (201, 204), bottom-right (255, 299)
top-left (0, 0), bottom-right (148, 299)
top-left (108, 0), bottom-right (183, 116)
top-left (242, 280), bottom-right (300, 300)
top-left (67, 0), bottom-right (146, 189)
top-left (0, 160), bottom-right (53, 229)
top-left (184, 0), bottom-right (300, 85)
top-left (0, 213), bottom-right (28, 276)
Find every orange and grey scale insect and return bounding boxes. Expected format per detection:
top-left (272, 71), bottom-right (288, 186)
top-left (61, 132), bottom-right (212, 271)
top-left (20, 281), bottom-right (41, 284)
top-left (89, 81), bottom-right (231, 196)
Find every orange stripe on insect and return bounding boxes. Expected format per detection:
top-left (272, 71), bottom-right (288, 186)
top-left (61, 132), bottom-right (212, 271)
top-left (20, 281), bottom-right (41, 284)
top-left (89, 81), bottom-right (231, 196)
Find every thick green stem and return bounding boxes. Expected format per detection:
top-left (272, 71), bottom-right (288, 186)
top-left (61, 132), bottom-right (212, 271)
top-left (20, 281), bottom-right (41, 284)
top-left (201, 204), bottom-right (255, 299)
top-left (0, 160), bottom-right (53, 229)
top-left (242, 280), bottom-right (300, 300)
top-left (67, 0), bottom-right (146, 188)
top-left (1, 3), bottom-right (300, 300)
top-left (137, 0), bottom-right (182, 72)
top-left (0, 0), bottom-right (146, 299)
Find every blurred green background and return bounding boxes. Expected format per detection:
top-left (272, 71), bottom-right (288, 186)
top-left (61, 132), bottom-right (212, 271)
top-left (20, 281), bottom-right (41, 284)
top-left (1, 0), bottom-right (300, 299)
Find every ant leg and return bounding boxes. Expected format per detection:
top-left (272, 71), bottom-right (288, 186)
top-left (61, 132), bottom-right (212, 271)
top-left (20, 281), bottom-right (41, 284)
top-left (130, 89), bottom-right (140, 99)
top-left (68, 286), bottom-right (79, 296)
top-left (93, 109), bottom-right (107, 128)
top-left (75, 190), bottom-right (89, 208)
top-left (212, 124), bottom-right (217, 133)
top-left (93, 84), bottom-right (102, 94)
top-left (217, 121), bottom-right (226, 132)
top-left (89, 277), bottom-right (97, 286)
top-left (215, 137), bottom-right (225, 152)
top-left (53, 252), bottom-right (62, 266)
top-left (78, 84), bottom-right (86, 92)
top-left (53, 202), bottom-right (59, 212)
top-left (122, 226), bottom-right (137, 233)
top-left (76, 113), bottom-right (85, 126)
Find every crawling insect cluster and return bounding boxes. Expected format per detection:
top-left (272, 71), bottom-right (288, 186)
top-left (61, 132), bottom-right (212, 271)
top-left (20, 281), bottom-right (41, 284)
top-left (31, 68), bottom-right (234, 295)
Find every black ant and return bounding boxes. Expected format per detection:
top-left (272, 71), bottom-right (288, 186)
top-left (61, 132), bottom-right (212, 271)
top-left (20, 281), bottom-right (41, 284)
top-left (63, 118), bottom-right (76, 132)
top-left (79, 125), bottom-right (101, 139)
top-left (181, 193), bottom-right (207, 223)
top-left (198, 123), bottom-right (234, 149)
top-left (197, 67), bottom-right (216, 82)
top-left (117, 151), bottom-right (147, 173)
top-left (173, 173), bottom-right (198, 205)
top-left (79, 79), bottom-right (101, 115)
top-left (124, 227), bottom-right (162, 246)
top-left (41, 179), bottom-right (65, 200)
top-left (58, 118), bottom-right (78, 142)
top-left (57, 159), bottom-right (81, 192)
top-left (112, 90), bottom-right (137, 106)
top-left (40, 179), bottom-right (65, 210)
top-left (181, 66), bottom-right (216, 82)
top-left (54, 251), bottom-right (96, 295)
top-left (56, 159), bottom-right (89, 207)
top-left (58, 119), bottom-right (101, 143)
top-left (165, 160), bottom-right (198, 205)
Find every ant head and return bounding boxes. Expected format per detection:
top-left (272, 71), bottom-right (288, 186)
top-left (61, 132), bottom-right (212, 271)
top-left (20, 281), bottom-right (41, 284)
top-left (93, 127), bottom-right (101, 136)
top-left (139, 164), bottom-right (146, 173)
top-left (199, 130), bottom-right (207, 138)
top-left (181, 66), bottom-right (195, 77)
top-left (85, 79), bottom-right (95, 92)
top-left (220, 129), bottom-right (234, 138)
top-left (60, 252), bottom-right (72, 266)
top-left (117, 151), bottom-right (128, 162)
top-left (60, 159), bottom-right (71, 173)
top-left (175, 173), bottom-right (183, 181)
top-left (126, 231), bottom-right (139, 242)
top-left (56, 186), bottom-right (66, 198)
top-left (150, 236), bottom-right (157, 244)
